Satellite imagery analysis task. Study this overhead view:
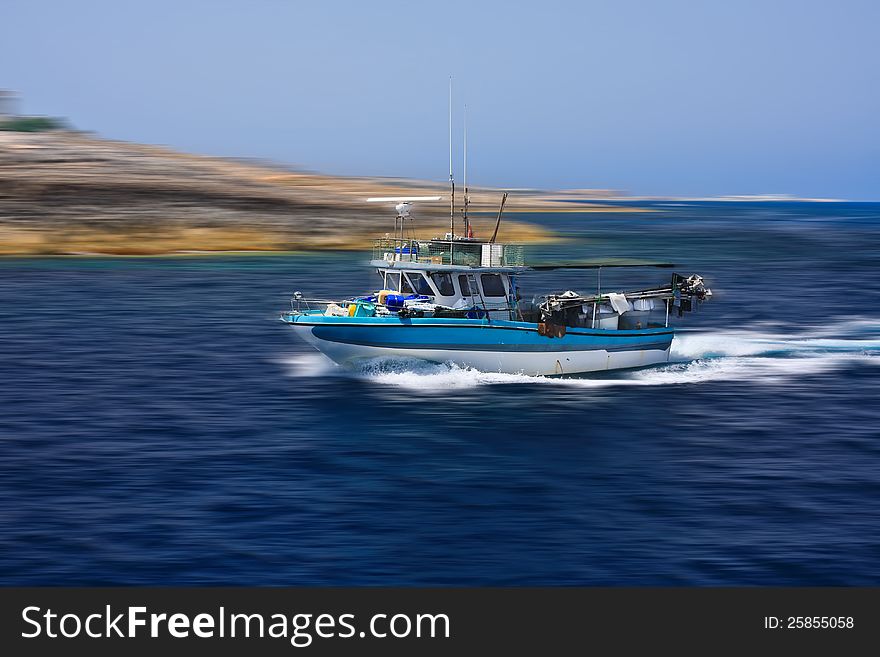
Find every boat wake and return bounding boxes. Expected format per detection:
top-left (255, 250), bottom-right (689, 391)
top-left (281, 318), bottom-right (879, 390)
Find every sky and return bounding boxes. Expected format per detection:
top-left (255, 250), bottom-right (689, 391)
top-left (2, 0), bottom-right (879, 199)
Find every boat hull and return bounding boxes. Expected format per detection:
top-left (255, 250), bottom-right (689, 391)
top-left (285, 316), bottom-right (673, 376)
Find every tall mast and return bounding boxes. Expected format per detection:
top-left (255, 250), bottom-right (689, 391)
top-left (448, 77), bottom-right (455, 242)
top-left (463, 104), bottom-right (469, 236)
top-left (447, 77), bottom-right (456, 266)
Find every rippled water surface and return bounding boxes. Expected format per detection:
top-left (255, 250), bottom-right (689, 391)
top-left (1, 201), bottom-right (878, 584)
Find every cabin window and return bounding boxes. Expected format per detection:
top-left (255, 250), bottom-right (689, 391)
top-left (400, 275), bottom-right (414, 294)
top-left (406, 273), bottom-right (434, 296)
top-left (480, 274), bottom-right (507, 297)
top-left (458, 274), bottom-right (472, 296)
top-left (384, 272), bottom-right (400, 291)
top-left (430, 272), bottom-right (455, 296)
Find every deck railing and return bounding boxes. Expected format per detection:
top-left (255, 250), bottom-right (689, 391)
top-left (372, 239), bottom-right (524, 267)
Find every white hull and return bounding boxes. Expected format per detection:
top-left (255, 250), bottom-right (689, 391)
top-left (291, 324), bottom-right (671, 376)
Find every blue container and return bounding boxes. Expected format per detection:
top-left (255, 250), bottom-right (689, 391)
top-left (385, 294), bottom-right (406, 309)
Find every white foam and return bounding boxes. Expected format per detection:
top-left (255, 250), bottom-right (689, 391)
top-left (670, 331), bottom-right (880, 361)
top-left (280, 317), bottom-right (878, 390)
top-left (670, 318), bottom-right (880, 363)
top-left (354, 353), bottom-right (872, 391)
top-left (278, 352), bottom-right (341, 378)
top-left (359, 357), bottom-right (533, 390)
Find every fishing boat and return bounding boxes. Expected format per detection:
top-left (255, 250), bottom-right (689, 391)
top-left (281, 87), bottom-right (711, 376)
top-left (281, 196), bottom-right (712, 376)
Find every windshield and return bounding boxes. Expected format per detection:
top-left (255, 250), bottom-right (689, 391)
top-left (406, 273), bottom-right (434, 296)
top-left (430, 273), bottom-right (455, 296)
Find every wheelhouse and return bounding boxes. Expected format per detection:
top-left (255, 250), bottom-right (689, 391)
top-left (374, 261), bottom-right (521, 314)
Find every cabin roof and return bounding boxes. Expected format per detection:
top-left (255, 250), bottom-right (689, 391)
top-left (371, 260), bottom-right (527, 274)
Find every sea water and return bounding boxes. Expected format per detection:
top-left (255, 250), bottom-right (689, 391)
top-left (0, 201), bottom-right (878, 584)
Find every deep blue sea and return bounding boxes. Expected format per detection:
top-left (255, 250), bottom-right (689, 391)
top-left (1, 201), bottom-right (878, 585)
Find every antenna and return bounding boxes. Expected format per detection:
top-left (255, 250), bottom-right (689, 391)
top-left (448, 77), bottom-right (455, 262)
top-left (448, 78), bottom-right (455, 234)
top-left (463, 105), bottom-right (470, 237)
top-left (448, 77), bottom-right (453, 199)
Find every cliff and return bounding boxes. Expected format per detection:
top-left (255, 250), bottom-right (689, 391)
top-left (0, 131), bottom-right (622, 255)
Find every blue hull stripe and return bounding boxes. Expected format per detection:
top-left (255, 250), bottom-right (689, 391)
top-left (311, 334), bottom-right (671, 353)
top-left (287, 316), bottom-right (673, 353)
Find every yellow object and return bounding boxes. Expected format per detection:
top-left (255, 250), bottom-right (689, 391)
top-left (347, 304), bottom-right (357, 317)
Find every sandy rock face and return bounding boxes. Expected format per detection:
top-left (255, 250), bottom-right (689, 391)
top-left (0, 131), bottom-right (559, 255)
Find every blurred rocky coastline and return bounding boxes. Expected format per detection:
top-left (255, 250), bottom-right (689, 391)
top-left (0, 130), bottom-right (629, 255)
